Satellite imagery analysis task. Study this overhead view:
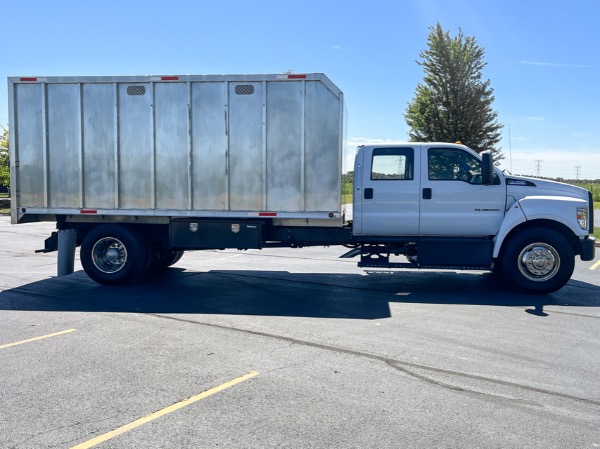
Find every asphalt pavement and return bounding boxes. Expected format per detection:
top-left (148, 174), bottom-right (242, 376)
top-left (1, 217), bottom-right (599, 449)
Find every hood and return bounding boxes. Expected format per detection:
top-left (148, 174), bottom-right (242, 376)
top-left (504, 175), bottom-right (590, 203)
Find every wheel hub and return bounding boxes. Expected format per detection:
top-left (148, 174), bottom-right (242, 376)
top-left (92, 238), bottom-right (128, 274)
top-left (105, 247), bottom-right (120, 263)
top-left (518, 243), bottom-right (560, 281)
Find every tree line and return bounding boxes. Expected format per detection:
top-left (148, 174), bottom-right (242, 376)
top-left (0, 127), bottom-right (8, 189)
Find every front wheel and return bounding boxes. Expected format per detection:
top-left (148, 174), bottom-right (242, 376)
top-left (499, 228), bottom-right (575, 294)
top-left (80, 225), bottom-right (148, 285)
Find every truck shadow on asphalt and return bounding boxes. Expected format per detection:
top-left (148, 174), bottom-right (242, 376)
top-left (1, 269), bottom-right (599, 319)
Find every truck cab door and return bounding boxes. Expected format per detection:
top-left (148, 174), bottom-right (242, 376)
top-left (419, 146), bottom-right (506, 236)
top-left (355, 146), bottom-right (420, 235)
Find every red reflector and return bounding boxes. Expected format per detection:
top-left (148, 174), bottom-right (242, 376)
top-left (287, 74), bottom-right (307, 79)
top-left (161, 76), bottom-right (179, 81)
top-left (259, 212), bottom-right (277, 217)
top-left (20, 77), bottom-right (37, 82)
top-left (80, 209), bottom-right (98, 214)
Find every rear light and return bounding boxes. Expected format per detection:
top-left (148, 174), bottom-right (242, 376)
top-left (277, 74), bottom-right (307, 80)
top-left (150, 76), bottom-right (181, 81)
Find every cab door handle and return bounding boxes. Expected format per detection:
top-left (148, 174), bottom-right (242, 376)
top-left (422, 188), bottom-right (432, 199)
top-left (364, 188), bottom-right (373, 199)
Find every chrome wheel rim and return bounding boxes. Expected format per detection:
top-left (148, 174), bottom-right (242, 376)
top-left (91, 237), bottom-right (128, 274)
top-left (518, 242), bottom-right (560, 282)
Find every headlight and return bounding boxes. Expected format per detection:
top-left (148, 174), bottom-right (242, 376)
top-left (577, 207), bottom-right (588, 230)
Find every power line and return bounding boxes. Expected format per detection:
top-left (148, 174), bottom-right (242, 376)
top-left (575, 166), bottom-right (581, 180)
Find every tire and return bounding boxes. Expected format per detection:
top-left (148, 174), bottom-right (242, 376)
top-left (151, 250), bottom-right (184, 271)
top-left (499, 227), bottom-right (574, 294)
top-left (130, 232), bottom-right (154, 283)
top-left (80, 225), bottom-right (147, 285)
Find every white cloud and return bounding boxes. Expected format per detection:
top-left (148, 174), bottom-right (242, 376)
top-left (500, 149), bottom-right (600, 179)
top-left (331, 44), bottom-right (351, 51)
top-left (344, 138), bottom-right (600, 179)
top-left (519, 61), bottom-right (594, 69)
top-left (525, 116), bottom-right (544, 121)
top-left (343, 138), bottom-right (410, 172)
top-left (347, 137), bottom-right (409, 146)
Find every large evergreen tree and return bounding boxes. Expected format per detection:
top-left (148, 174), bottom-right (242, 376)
top-left (405, 23), bottom-right (504, 162)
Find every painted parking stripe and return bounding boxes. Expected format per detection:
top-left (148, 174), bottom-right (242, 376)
top-left (590, 259), bottom-right (600, 270)
top-left (70, 371), bottom-right (260, 449)
top-left (0, 329), bottom-right (77, 350)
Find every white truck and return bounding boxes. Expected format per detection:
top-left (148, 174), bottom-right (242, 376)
top-left (8, 73), bottom-right (595, 294)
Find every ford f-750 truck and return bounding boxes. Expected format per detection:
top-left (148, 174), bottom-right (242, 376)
top-left (8, 73), bottom-right (595, 293)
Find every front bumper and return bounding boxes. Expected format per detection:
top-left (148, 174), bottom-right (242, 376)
top-left (579, 236), bottom-right (596, 261)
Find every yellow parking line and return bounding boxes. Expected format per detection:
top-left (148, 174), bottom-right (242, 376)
top-left (71, 371), bottom-right (260, 449)
top-left (590, 259), bottom-right (600, 271)
top-left (0, 329), bottom-right (77, 350)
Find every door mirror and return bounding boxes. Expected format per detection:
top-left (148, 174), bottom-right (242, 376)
top-left (481, 152), bottom-right (494, 185)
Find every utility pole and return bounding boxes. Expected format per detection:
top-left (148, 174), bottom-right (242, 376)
top-left (508, 124), bottom-right (513, 173)
top-left (575, 166), bottom-right (581, 180)
top-left (535, 160), bottom-right (543, 177)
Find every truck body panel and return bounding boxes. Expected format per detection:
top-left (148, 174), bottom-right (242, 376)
top-left (418, 145), bottom-right (506, 236)
top-left (8, 74), bottom-right (343, 224)
top-left (353, 145), bottom-right (421, 235)
top-left (491, 203), bottom-right (527, 258)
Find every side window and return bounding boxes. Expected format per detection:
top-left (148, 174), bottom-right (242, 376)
top-left (371, 148), bottom-right (414, 180)
top-left (428, 148), bottom-right (484, 184)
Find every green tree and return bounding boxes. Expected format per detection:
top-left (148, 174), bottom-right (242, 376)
top-left (405, 23), bottom-right (504, 162)
top-left (0, 126), bottom-right (9, 189)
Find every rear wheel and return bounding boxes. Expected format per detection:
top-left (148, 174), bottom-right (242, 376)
top-left (81, 225), bottom-right (147, 285)
top-left (499, 228), bottom-right (574, 294)
top-left (151, 250), bottom-right (184, 271)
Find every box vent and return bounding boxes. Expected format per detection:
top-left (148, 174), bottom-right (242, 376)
top-left (235, 85), bottom-right (255, 95)
top-left (127, 86), bottom-right (146, 96)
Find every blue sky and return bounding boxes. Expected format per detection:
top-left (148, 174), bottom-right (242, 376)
top-left (2, 0), bottom-right (599, 179)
